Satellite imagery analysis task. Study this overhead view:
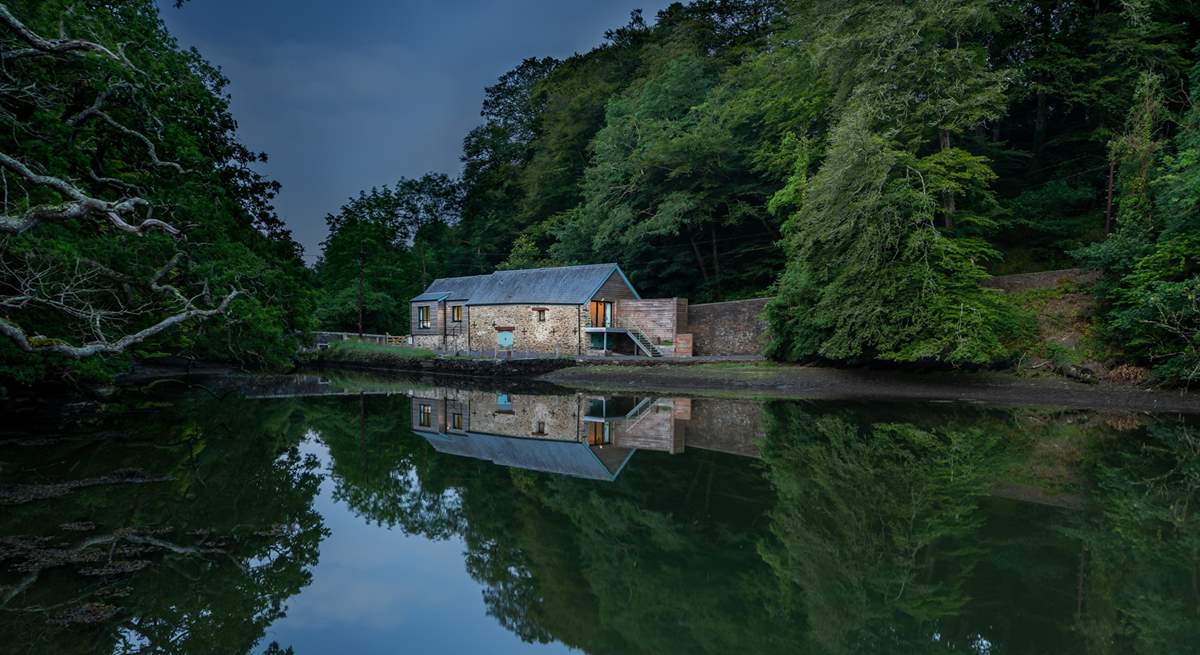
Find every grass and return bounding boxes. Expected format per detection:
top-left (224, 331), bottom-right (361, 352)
top-left (319, 340), bottom-right (437, 365)
top-left (1006, 281), bottom-right (1117, 377)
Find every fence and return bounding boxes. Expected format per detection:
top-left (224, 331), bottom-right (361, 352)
top-left (313, 331), bottom-right (407, 348)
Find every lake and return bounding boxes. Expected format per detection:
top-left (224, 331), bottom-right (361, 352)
top-left (2, 371), bottom-right (1197, 654)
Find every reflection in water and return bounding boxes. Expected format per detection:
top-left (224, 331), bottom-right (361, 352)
top-left (1, 372), bottom-right (1197, 654)
top-left (408, 388), bottom-right (761, 481)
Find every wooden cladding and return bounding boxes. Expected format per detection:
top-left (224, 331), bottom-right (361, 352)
top-left (590, 271), bottom-right (638, 303)
top-left (614, 298), bottom-right (687, 344)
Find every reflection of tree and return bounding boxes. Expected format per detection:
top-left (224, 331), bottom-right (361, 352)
top-left (306, 390), bottom-right (1199, 655)
top-left (423, 445), bottom-right (804, 654)
top-left (0, 395), bottom-right (325, 654)
top-left (757, 403), bottom-right (1006, 654)
top-left (1071, 420), bottom-right (1200, 654)
top-left (306, 394), bottom-right (465, 539)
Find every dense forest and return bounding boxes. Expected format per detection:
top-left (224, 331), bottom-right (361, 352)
top-left (1, 0), bottom-right (1199, 385)
top-left (317, 0), bottom-right (1200, 381)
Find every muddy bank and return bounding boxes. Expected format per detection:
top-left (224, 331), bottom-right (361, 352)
top-left (543, 364), bottom-right (1200, 413)
top-left (313, 356), bottom-right (575, 378)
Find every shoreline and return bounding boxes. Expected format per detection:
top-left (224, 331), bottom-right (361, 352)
top-left (541, 362), bottom-right (1200, 414)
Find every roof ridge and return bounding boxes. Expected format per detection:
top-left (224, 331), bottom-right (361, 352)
top-left (415, 262), bottom-right (634, 305)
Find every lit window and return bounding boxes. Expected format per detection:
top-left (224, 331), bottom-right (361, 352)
top-left (417, 306), bottom-right (431, 330)
top-left (418, 403), bottom-right (432, 427)
top-left (452, 305), bottom-right (462, 322)
top-left (451, 413), bottom-right (463, 430)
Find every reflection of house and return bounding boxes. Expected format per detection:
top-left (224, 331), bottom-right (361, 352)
top-left (409, 388), bottom-right (764, 481)
top-left (410, 389), bottom-right (636, 481)
top-left (409, 263), bottom-right (688, 357)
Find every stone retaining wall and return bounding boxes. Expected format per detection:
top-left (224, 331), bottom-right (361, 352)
top-left (685, 297), bottom-right (770, 356)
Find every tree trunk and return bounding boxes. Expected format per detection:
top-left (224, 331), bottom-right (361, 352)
top-left (709, 223), bottom-right (721, 291)
top-left (688, 234), bottom-right (710, 283)
top-left (939, 129), bottom-right (956, 230)
top-left (1033, 89), bottom-right (1047, 167)
top-left (1104, 158), bottom-right (1116, 235)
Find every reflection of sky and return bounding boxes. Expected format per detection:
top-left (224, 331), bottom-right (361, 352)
top-left (257, 433), bottom-right (576, 654)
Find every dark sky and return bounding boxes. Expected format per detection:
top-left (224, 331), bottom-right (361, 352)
top-left (158, 1), bottom-right (674, 263)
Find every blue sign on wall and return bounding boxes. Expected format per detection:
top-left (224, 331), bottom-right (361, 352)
top-left (497, 330), bottom-right (514, 349)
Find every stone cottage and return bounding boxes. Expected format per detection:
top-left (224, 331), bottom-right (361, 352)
top-left (410, 263), bottom-right (687, 356)
top-left (409, 262), bottom-right (773, 356)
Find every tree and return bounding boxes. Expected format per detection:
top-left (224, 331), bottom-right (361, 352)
top-left (1079, 66), bottom-right (1200, 383)
top-left (0, 1), bottom-right (313, 382)
top-left (764, 0), bottom-right (1022, 365)
top-left (314, 174), bottom-right (462, 333)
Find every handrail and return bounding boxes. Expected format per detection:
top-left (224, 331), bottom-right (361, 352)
top-left (620, 320), bottom-right (660, 356)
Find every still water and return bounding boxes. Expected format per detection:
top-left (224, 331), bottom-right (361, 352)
top-left (2, 371), bottom-right (1198, 654)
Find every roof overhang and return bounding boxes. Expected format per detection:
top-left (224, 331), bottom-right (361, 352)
top-left (411, 291), bottom-right (451, 303)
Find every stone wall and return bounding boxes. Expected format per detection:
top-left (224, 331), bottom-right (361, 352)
top-left (685, 297), bottom-right (770, 355)
top-left (411, 334), bottom-right (441, 350)
top-left (615, 298), bottom-right (686, 344)
top-left (469, 304), bottom-right (583, 355)
top-left (467, 390), bottom-right (581, 441)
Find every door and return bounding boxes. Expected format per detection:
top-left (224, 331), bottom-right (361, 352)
top-left (589, 301), bottom-right (613, 328)
top-left (587, 421), bottom-right (610, 446)
top-left (497, 330), bottom-right (514, 349)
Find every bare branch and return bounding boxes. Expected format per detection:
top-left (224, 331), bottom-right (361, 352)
top-left (0, 4), bottom-right (124, 63)
top-left (0, 288), bottom-right (241, 358)
top-left (0, 153), bottom-right (177, 234)
top-left (87, 110), bottom-right (186, 173)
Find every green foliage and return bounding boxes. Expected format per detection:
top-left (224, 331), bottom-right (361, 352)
top-left (318, 0), bottom-right (1200, 371)
top-left (314, 175), bottom-right (461, 333)
top-left (766, 107), bottom-right (1021, 365)
top-left (0, 0), bottom-right (314, 384)
top-left (1078, 65), bottom-right (1200, 383)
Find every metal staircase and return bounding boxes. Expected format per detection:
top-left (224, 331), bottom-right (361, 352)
top-left (625, 326), bottom-right (662, 357)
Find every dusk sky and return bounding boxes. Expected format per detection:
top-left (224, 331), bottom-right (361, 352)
top-left (157, 1), bottom-right (675, 262)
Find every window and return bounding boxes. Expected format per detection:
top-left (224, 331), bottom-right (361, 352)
top-left (418, 403), bottom-right (432, 427)
top-left (589, 301), bottom-right (612, 327)
top-left (417, 305), bottom-right (431, 330)
top-left (535, 309), bottom-right (546, 323)
top-left (532, 420), bottom-right (546, 436)
top-left (451, 413), bottom-right (463, 430)
top-left (451, 305), bottom-right (462, 323)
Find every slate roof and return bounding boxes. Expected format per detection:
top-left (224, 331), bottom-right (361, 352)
top-left (418, 274), bottom-right (492, 302)
top-left (417, 430), bottom-right (635, 481)
top-left (411, 263), bottom-right (638, 305)
top-left (410, 291), bottom-right (450, 302)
